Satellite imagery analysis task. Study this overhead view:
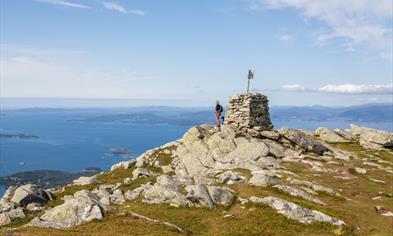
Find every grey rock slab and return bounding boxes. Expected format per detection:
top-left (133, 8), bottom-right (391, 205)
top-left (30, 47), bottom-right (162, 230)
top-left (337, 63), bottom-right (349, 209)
top-left (272, 184), bottom-right (325, 205)
top-left (142, 185), bottom-right (191, 207)
top-left (249, 196), bottom-right (345, 226)
top-left (28, 190), bottom-right (106, 229)
top-left (315, 127), bottom-right (349, 143)
top-left (185, 184), bottom-right (214, 208)
top-left (279, 127), bottom-right (328, 155)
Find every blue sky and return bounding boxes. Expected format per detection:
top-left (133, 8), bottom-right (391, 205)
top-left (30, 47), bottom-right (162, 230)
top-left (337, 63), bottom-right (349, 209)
top-left (0, 0), bottom-right (392, 107)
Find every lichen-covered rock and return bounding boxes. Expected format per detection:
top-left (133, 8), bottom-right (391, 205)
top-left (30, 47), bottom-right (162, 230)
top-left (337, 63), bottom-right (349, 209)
top-left (278, 127), bottom-right (328, 155)
top-left (249, 196), bottom-right (345, 226)
top-left (185, 184), bottom-right (234, 208)
top-left (28, 190), bottom-right (107, 229)
top-left (110, 189), bottom-right (125, 205)
top-left (142, 185), bottom-right (191, 207)
top-left (248, 172), bottom-right (278, 187)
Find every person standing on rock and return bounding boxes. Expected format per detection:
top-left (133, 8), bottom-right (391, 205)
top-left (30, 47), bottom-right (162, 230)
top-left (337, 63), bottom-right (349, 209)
top-left (215, 101), bottom-right (224, 127)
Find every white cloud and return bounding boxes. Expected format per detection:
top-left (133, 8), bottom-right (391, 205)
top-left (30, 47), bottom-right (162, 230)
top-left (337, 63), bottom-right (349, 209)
top-left (102, 2), bottom-right (146, 16)
top-left (280, 84), bottom-right (306, 92)
top-left (277, 34), bottom-right (293, 42)
top-left (318, 84), bottom-right (393, 94)
top-left (35, 0), bottom-right (89, 9)
top-left (102, 2), bottom-right (127, 13)
top-left (278, 83), bottom-right (392, 94)
top-left (251, 0), bottom-right (392, 59)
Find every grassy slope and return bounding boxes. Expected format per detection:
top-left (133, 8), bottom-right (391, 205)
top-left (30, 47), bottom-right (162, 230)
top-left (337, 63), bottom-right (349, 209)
top-left (1, 143), bottom-right (392, 236)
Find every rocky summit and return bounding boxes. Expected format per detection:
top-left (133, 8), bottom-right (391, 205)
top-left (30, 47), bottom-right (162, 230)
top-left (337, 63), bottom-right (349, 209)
top-left (1, 94), bottom-right (393, 236)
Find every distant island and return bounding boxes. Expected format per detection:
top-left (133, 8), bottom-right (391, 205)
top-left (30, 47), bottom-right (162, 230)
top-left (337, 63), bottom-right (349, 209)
top-left (0, 168), bottom-right (101, 189)
top-left (0, 133), bottom-right (39, 139)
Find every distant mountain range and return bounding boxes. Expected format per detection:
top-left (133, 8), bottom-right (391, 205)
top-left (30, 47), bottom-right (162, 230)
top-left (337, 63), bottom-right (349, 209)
top-left (62, 103), bottom-right (393, 125)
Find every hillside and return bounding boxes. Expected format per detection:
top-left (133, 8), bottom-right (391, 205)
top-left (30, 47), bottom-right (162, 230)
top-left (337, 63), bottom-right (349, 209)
top-left (0, 123), bottom-right (392, 235)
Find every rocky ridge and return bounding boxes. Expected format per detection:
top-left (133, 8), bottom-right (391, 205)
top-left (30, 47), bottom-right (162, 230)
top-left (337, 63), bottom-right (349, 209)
top-left (0, 93), bottom-right (392, 235)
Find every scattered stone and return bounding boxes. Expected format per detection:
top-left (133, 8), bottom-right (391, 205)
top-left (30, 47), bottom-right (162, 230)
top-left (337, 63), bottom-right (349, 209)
top-left (353, 167), bottom-right (367, 174)
top-left (287, 178), bottom-right (341, 197)
top-left (26, 203), bottom-right (44, 211)
top-left (123, 177), bottom-right (133, 185)
top-left (111, 189), bottom-right (125, 205)
top-left (369, 178), bottom-right (385, 184)
top-left (217, 171), bottom-right (247, 184)
top-left (272, 184), bottom-right (325, 205)
top-left (132, 168), bottom-right (155, 179)
top-left (249, 196), bottom-right (345, 226)
top-left (99, 184), bottom-right (120, 191)
top-left (375, 206), bottom-right (393, 217)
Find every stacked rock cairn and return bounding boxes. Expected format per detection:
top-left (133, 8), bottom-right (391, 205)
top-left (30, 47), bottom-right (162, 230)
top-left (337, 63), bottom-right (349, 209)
top-left (224, 93), bottom-right (273, 134)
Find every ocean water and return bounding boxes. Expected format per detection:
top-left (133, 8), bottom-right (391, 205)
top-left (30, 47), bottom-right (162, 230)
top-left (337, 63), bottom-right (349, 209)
top-left (0, 109), bottom-right (392, 196)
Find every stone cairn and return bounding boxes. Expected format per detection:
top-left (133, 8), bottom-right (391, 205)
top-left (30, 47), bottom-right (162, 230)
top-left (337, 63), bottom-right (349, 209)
top-left (224, 93), bottom-right (273, 133)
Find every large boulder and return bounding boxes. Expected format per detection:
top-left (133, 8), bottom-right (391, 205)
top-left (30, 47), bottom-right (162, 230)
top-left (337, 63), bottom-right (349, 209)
top-left (10, 184), bottom-right (54, 208)
top-left (142, 185), bottom-right (191, 207)
top-left (360, 130), bottom-right (393, 148)
top-left (249, 196), bottom-right (345, 226)
top-left (315, 127), bottom-right (350, 143)
top-left (28, 190), bottom-right (107, 229)
top-left (185, 184), bottom-right (234, 208)
top-left (278, 127), bottom-right (328, 155)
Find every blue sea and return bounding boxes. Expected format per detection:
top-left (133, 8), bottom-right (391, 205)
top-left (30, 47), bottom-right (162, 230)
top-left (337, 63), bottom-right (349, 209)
top-left (0, 109), bottom-right (392, 196)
